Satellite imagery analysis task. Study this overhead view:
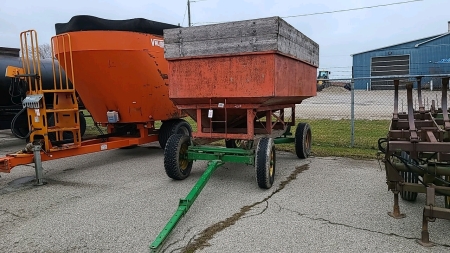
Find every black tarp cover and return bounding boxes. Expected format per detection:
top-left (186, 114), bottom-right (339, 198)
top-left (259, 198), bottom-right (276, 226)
top-left (55, 15), bottom-right (179, 36)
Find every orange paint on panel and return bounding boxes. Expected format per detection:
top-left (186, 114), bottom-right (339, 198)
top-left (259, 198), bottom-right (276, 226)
top-left (274, 54), bottom-right (317, 99)
top-left (168, 52), bottom-right (317, 107)
top-left (52, 31), bottom-right (182, 124)
top-left (167, 51), bottom-right (317, 136)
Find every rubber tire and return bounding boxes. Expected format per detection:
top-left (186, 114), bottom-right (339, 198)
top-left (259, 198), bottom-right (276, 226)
top-left (255, 137), bottom-right (276, 189)
top-left (445, 176), bottom-right (450, 209)
top-left (164, 134), bottom-right (193, 180)
top-left (399, 151), bottom-right (418, 202)
top-left (47, 111), bottom-right (87, 141)
top-left (79, 111), bottom-right (87, 137)
top-left (283, 125), bottom-right (292, 135)
top-left (158, 119), bottom-right (192, 149)
top-left (400, 171), bottom-right (418, 201)
top-left (225, 139), bottom-right (237, 148)
top-left (295, 123), bottom-right (312, 159)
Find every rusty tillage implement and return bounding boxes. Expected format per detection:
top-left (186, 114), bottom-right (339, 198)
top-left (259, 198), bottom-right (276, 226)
top-left (0, 16), bottom-right (192, 182)
top-left (378, 76), bottom-right (450, 247)
top-left (150, 16), bottom-right (318, 251)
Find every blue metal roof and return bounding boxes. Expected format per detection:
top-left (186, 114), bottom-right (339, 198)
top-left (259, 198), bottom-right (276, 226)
top-left (351, 32), bottom-right (450, 56)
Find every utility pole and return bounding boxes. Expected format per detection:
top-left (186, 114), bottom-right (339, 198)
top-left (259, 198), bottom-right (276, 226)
top-left (188, 0), bottom-right (191, 27)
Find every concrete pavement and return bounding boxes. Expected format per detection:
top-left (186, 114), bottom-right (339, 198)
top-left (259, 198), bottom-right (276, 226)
top-left (0, 130), bottom-right (448, 252)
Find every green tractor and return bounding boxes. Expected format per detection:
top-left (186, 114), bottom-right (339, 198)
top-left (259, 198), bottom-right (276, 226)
top-left (316, 70), bottom-right (331, 91)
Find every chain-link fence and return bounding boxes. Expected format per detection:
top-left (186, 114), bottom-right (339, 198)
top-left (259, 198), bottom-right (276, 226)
top-left (293, 76), bottom-right (450, 147)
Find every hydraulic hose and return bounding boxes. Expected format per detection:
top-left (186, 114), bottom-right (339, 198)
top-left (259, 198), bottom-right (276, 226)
top-left (10, 107), bottom-right (32, 139)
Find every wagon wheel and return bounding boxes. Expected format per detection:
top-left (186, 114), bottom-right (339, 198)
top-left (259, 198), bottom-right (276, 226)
top-left (164, 134), bottom-right (193, 180)
top-left (295, 122), bottom-right (312, 159)
top-left (399, 151), bottom-right (418, 202)
top-left (225, 139), bottom-right (253, 150)
top-left (225, 139), bottom-right (238, 148)
top-left (255, 137), bottom-right (276, 189)
top-left (283, 125), bottom-right (292, 136)
top-left (445, 176), bottom-right (450, 209)
top-left (47, 111), bottom-right (87, 141)
top-left (159, 119), bottom-right (192, 149)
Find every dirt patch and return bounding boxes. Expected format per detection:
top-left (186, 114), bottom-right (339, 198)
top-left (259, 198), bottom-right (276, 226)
top-left (181, 164), bottom-right (310, 253)
top-left (321, 85), bottom-right (350, 93)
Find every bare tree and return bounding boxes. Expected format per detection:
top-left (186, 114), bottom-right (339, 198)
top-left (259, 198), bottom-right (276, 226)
top-left (24, 43), bottom-right (53, 59)
top-left (37, 44), bottom-right (52, 59)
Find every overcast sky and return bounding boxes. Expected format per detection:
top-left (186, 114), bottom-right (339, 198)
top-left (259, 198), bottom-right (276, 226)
top-left (1, 0), bottom-right (448, 78)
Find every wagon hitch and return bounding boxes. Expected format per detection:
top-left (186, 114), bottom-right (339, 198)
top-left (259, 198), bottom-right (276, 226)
top-left (149, 160), bottom-right (224, 252)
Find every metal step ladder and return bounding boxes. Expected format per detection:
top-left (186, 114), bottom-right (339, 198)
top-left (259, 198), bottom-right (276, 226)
top-left (20, 30), bottom-right (81, 151)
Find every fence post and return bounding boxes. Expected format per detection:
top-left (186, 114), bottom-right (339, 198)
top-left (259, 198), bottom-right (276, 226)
top-left (351, 80), bottom-right (355, 147)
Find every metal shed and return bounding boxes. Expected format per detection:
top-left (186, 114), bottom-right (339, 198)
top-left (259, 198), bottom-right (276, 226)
top-left (352, 22), bottom-right (450, 90)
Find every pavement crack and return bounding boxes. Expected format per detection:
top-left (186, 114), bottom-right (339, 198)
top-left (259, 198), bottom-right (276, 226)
top-left (0, 209), bottom-right (24, 219)
top-left (280, 205), bottom-right (450, 249)
top-left (161, 226), bottom-right (195, 253)
top-left (242, 200), bottom-right (269, 220)
top-left (181, 163), bottom-right (310, 253)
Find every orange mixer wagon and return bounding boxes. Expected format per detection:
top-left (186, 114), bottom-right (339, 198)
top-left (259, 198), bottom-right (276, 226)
top-left (0, 16), bottom-right (191, 184)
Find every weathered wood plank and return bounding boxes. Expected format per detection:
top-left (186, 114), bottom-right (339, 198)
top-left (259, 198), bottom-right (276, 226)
top-left (277, 18), bottom-right (319, 66)
top-left (163, 16), bottom-right (319, 66)
top-left (278, 18), bottom-right (318, 48)
top-left (277, 35), bottom-right (319, 67)
top-left (163, 17), bottom-right (279, 44)
top-left (164, 34), bottom-right (279, 59)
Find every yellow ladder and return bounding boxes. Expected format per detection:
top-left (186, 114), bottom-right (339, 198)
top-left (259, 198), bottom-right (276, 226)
top-left (20, 30), bottom-right (81, 151)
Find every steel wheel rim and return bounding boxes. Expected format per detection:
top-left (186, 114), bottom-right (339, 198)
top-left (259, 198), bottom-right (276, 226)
top-left (269, 149), bottom-right (274, 177)
top-left (446, 176), bottom-right (450, 208)
top-left (305, 129), bottom-right (311, 150)
top-left (179, 143), bottom-right (189, 171)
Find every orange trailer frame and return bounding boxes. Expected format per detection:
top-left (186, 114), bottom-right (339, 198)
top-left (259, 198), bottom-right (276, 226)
top-left (176, 102), bottom-right (297, 141)
top-left (0, 131), bottom-right (158, 173)
top-left (0, 28), bottom-right (191, 183)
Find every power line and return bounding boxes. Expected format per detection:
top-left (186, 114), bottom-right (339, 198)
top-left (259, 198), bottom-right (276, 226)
top-left (321, 55), bottom-right (353, 58)
top-left (193, 0), bottom-right (424, 25)
top-left (182, 2), bottom-right (188, 26)
top-left (186, 0), bottom-right (210, 27)
top-left (318, 66), bottom-right (352, 68)
top-left (282, 0), bottom-right (424, 18)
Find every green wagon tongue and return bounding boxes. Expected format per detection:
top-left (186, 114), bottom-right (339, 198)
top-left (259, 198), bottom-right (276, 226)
top-left (149, 160), bottom-right (224, 252)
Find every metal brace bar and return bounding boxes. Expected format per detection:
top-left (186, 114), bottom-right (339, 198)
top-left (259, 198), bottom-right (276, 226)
top-left (406, 83), bottom-right (419, 142)
top-left (441, 78), bottom-right (450, 130)
top-left (33, 144), bottom-right (45, 186)
top-left (149, 160), bottom-right (224, 252)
